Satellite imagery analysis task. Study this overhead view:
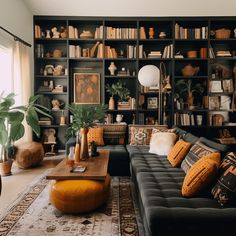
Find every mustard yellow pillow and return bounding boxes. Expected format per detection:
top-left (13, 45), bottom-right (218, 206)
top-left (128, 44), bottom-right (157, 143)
top-left (182, 152), bottom-right (221, 197)
top-left (167, 140), bottom-right (191, 167)
top-left (87, 127), bottom-right (104, 146)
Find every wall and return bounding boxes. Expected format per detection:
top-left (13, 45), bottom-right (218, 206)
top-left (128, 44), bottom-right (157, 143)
top-left (24, 0), bottom-right (236, 16)
top-left (0, 0), bottom-right (32, 44)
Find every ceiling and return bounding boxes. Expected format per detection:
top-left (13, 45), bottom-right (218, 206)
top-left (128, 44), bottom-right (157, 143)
top-left (23, 0), bottom-right (236, 17)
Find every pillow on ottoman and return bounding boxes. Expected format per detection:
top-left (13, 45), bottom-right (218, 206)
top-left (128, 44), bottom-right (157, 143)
top-left (149, 132), bottom-right (176, 156)
top-left (211, 152), bottom-right (236, 206)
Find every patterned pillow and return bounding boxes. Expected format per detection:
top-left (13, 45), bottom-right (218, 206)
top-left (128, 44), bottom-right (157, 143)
top-left (129, 126), bottom-right (153, 145)
top-left (211, 152), bottom-right (236, 206)
top-left (129, 125), bottom-right (167, 145)
top-left (96, 123), bottom-right (127, 145)
top-left (87, 127), bottom-right (104, 146)
top-left (182, 152), bottom-right (221, 197)
top-left (167, 140), bottom-right (191, 167)
top-left (181, 141), bottom-right (218, 173)
top-left (149, 132), bottom-right (177, 156)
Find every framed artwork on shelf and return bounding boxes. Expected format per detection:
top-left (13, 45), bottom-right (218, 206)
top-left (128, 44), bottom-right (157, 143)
top-left (209, 81), bottom-right (223, 93)
top-left (147, 97), bottom-right (158, 109)
top-left (209, 96), bottom-right (220, 110)
top-left (74, 72), bottom-right (100, 104)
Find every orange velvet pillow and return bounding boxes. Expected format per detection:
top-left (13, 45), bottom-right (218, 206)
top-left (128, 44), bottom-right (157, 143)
top-left (182, 152), bottom-right (221, 197)
top-left (87, 127), bottom-right (104, 146)
top-left (167, 140), bottom-right (191, 167)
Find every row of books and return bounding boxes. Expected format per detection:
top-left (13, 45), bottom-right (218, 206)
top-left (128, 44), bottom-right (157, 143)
top-left (105, 45), bottom-right (137, 59)
top-left (174, 113), bottom-right (196, 126)
top-left (68, 25), bottom-right (104, 39)
top-left (105, 27), bottom-right (138, 39)
top-left (175, 23), bottom-right (208, 39)
top-left (69, 43), bottom-right (104, 58)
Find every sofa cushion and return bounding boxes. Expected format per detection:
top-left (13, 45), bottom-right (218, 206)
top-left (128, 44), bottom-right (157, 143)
top-left (181, 141), bottom-right (219, 173)
top-left (182, 152), bottom-right (221, 197)
top-left (130, 154), bottom-right (184, 176)
top-left (126, 145), bottom-right (152, 158)
top-left (87, 127), bottom-right (104, 146)
top-left (149, 132), bottom-right (176, 155)
top-left (211, 152), bottom-right (236, 206)
top-left (167, 140), bottom-right (191, 167)
top-left (198, 137), bottom-right (228, 156)
top-left (182, 132), bottom-right (199, 144)
top-left (135, 171), bottom-right (236, 236)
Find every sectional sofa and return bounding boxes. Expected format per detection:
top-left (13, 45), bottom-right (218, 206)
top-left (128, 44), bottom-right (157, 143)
top-left (66, 125), bottom-right (236, 236)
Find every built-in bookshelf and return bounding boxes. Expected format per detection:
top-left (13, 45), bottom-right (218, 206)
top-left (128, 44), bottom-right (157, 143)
top-left (33, 16), bottom-right (236, 147)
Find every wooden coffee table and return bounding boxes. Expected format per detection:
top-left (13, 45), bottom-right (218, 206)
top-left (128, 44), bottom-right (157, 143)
top-left (46, 149), bottom-right (109, 180)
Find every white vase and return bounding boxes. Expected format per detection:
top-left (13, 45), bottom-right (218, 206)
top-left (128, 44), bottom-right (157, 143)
top-left (116, 114), bottom-right (123, 123)
top-left (108, 62), bottom-right (117, 76)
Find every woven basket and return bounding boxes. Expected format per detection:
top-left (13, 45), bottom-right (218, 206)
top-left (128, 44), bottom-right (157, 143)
top-left (215, 28), bottom-right (231, 39)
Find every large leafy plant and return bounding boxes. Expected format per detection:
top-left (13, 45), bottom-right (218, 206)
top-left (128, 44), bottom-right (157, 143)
top-left (66, 104), bottom-right (107, 139)
top-left (0, 92), bottom-right (51, 162)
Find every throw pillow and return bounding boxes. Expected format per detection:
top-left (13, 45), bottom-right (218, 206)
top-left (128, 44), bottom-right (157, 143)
top-left (87, 127), bottom-right (104, 146)
top-left (182, 152), bottom-right (221, 197)
top-left (211, 152), bottom-right (236, 206)
top-left (149, 132), bottom-right (177, 156)
top-left (167, 140), bottom-right (191, 167)
top-left (181, 141), bottom-right (218, 173)
top-left (96, 123), bottom-right (127, 145)
top-left (129, 125), bottom-right (153, 145)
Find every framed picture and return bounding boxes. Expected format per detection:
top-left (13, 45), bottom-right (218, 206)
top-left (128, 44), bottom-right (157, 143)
top-left (147, 97), bottom-right (158, 109)
top-left (74, 72), bottom-right (100, 104)
top-left (209, 81), bottom-right (223, 93)
top-left (209, 96), bottom-right (220, 110)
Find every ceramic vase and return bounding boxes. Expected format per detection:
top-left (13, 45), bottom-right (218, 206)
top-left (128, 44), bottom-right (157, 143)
top-left (108, 62), bottom-right (117, 75)
top-left (80, 128), bottom-right (89, 160)
top-left (108, 97), bottom-right (115, 110)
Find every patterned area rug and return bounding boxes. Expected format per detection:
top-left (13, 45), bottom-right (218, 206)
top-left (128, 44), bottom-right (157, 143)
top-left (0, 175), bottom-right (142, 236)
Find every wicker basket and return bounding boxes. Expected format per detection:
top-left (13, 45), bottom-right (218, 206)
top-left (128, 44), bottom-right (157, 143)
top-left (215, 28), bottom-right (231, 39)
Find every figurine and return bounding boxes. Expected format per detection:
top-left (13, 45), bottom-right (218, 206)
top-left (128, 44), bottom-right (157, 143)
top-left (51, 27), bottom-right (60, 38)
top-left (90, 141), bottom-right (99, 157)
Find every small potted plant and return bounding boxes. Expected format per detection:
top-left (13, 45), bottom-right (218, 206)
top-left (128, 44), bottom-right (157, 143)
top-left (0, 92), bottom-right (52, 176)
top-left (175, 79), bottom-right (204, 109)
top-left (66, 104), bottom-right (107, 160)
top-left (106, 81), bottom-right (130, 109)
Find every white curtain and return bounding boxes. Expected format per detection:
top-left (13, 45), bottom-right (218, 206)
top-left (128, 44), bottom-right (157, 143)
top-left (13, 40), bottom-right (32, 143)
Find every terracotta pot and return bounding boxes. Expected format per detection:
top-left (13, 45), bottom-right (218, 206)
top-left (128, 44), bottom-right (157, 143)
top-left (0, 159), bottom-right (13, 176)
top-left (80, 128), bottom-right (89, 160)
top-left (182, 64), bottom-right (199, 76)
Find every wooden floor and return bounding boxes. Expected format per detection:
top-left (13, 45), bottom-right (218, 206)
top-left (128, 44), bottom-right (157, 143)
top-left (0, 153), bottom-right (64, 216)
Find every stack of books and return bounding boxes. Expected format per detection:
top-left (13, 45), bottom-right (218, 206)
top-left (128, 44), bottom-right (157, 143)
top-left (148, 51), bottom-right (162, 58)
top-left (216, 50), bottom-right (232, 57)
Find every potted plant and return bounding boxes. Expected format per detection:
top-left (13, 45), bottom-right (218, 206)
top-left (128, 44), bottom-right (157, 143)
top-left (0, 92), bottom-right (51, 176)
top-left (106, 81), bottom-right (130, 109)
top-left (175, 79), bottom-right (204, 109)
top-left (66, 104), bottom-right (107, 160)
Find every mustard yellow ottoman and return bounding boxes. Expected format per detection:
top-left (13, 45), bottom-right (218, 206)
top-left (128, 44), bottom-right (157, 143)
top-left (49, 174), bottom-right (111, 213)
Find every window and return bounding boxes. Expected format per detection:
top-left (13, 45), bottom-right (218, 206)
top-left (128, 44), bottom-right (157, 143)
top-left (0, 44), bottom-right (13, 94)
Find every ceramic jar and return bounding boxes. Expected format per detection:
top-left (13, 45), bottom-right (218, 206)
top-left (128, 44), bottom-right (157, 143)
top-left (108, 62), bottom-right (117, 75)
top-left (116, 114), bottom-right (123, 123)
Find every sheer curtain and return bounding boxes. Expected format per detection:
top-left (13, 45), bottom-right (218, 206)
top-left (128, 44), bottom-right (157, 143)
top-left (13, 41), bottom-right (32, 143)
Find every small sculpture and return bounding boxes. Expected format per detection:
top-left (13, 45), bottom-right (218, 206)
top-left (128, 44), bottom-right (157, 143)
top-left (108, 62), bottom-right (117, 75)
top-left (149, 27), bottom-right (155, 39)
top-left (51, 99), bottom-right (63, 110)
top-left (90, 141), bottom-right (99, 157)
top-left (51, 27), bottom-right (60, 38)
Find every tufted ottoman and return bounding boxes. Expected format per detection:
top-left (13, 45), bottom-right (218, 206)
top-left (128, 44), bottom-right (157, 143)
top-left (15, 142), bottom-right (44, 169)
top-left (49, 174), bottom-right (111, 213)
